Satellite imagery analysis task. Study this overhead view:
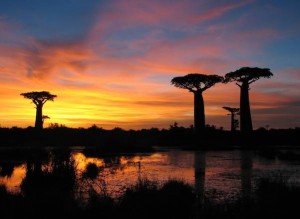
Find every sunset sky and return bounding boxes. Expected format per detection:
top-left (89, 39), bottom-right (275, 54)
top-left (0, 0), bottom-right (299, 130)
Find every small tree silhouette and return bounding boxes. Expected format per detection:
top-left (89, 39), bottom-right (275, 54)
top-left (171, 74), bottom-right (223, 133)
top-left (222, 107), bottom-right (240, 132)
top-left (20, 91), bottom-right (57, 130)
top-left (42, 115), bottom-right (50, 127)
top-left (224, 67), bottom-right (273, 133)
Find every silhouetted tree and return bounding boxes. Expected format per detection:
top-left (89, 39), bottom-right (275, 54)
top-left (20, 91), bottom-right (57, 130)
top-left (169, 121), bottom-right (179, 130)
top-left (171, 74), bottom-right (223, 133)
top-left (224, 67), bottom-right (273, 133)
top-left (223, 107), bottom-right (240, 132)
top-left (42, 115), bottom-right (50, 127)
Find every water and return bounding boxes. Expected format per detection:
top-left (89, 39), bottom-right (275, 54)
top-left (0, 147), bottom-right (299, 202)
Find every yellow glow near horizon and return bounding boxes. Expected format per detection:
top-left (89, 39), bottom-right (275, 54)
top-left (0, 79), bottom-right (293, 129)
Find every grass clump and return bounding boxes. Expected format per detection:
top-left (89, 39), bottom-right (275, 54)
top-left (118, 179), bottom-right (195, 219)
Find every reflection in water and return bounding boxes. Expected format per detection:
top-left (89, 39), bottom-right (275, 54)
top-left (240, 150), bottom-right (253, 199)
top-left (21, 149), bottom-right (76, 197)
top-left (73, 153), bottom-right (104, 171)
top-left (0, 149), bottom-right (299, 202)
top-left (194, 151), bottom-right (206, 201)
top-left (0, 164), bottom-right (26, 193)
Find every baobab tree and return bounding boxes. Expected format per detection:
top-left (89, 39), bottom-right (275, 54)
top-left (20, 91), bottom-right (57, 130)
top-left (171, 74), bottom-right (223, 133)
top-left (224, 67), bottom-right (273, 133)
top-left (223, 107), bottom-right (240, 132)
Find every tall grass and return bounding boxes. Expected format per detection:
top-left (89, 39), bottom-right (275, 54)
top-left (1, 176), bottom-right (299, 218)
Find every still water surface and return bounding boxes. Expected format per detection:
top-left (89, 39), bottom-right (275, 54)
top-left (0, 147), bottom-right (299, 201)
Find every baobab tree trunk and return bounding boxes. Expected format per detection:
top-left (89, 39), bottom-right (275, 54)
top-left (231, 113), bottom-right (235, 132)
top-left (240, 82), bottom-right (253, 133)
top-left (35, 104), bottom-right (43, 130)
top-left (194, 90), bottom-right (205, 133)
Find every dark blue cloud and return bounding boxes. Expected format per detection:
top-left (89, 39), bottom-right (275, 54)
top-left (0, 0), bottom-right (106, 41)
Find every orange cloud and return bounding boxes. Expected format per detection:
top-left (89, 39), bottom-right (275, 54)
top-left (0, 1), bottom-right (299, 130)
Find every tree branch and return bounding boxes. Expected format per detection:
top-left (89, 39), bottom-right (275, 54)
top-left (32, 99), bottom-right (38, 105)
top-left (201, 85), bottom-right (210, 92)
top-left (184, 86), bottom-right (193, 92)
top-left (248, 79), bottom-right (258, 84)
top-left (235, 83), bottom-right (242, 88)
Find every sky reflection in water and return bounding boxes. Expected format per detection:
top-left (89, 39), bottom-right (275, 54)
top-left (1, 149), bottom-right (299, 201)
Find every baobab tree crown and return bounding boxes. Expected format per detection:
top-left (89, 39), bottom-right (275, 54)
top-left (20, 91), bottom-right (57, 105)
top-left (224, 67), bottom-right (273, 86)
top-left (171, 73), bottom-right (224, 92)
top-left (222, 107), bottom-right (240, 114)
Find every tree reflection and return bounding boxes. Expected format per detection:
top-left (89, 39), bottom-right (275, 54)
top-left (20, 149), bottom-right (77, 214)
top-left (240, 150), bottom-right (253, 199)
top-left (194, 151), bottom-right (206, 203)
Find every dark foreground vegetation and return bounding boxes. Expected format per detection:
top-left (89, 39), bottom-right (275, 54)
top-left (0, 176), bottom-right (299, 219)
top-left (0, 125), bottom-right (299, 150)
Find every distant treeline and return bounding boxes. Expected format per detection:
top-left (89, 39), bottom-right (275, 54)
top-left (0, 125), bottom-right (299, 150)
